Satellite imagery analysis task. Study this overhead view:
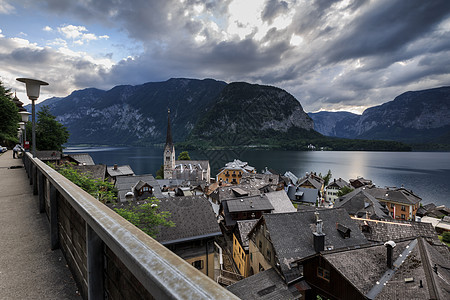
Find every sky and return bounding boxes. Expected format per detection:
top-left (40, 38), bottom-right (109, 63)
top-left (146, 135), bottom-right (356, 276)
top-left (1, 0), bottom-right (449, 114)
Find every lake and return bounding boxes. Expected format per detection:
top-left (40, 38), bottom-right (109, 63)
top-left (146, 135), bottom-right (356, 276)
top-left (64, 146), bottom-right (450, 207)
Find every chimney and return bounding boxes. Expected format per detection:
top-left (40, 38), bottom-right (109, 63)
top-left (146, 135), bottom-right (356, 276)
top-left (314, 211), bottom-right (325, 252)
top-left (113, 164), bottom-right (118, 170)
top-left (384, 241), bottom-right (396, 269)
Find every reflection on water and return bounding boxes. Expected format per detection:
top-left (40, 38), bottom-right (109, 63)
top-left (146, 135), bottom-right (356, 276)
top-left (64, 147), bottom-right (450, 206)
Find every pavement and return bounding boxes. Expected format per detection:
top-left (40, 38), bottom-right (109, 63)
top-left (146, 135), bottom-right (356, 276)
top-left (0, 151), bottom-right (80, 299)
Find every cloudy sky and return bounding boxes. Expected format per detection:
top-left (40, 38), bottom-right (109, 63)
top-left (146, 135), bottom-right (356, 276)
top-left (1, 0), bottom-right (449, 113)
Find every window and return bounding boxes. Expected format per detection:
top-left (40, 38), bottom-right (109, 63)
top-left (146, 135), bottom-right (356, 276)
top-left (259, 241), bottom-right (262, 249)
top-left (250, 253), bottom-right (253, 262)
top-left (259, 263), bottom-right (265, 272)
top-left (242, 253), bottom-right (244, 260)
top-left (192, 260), bottom-right (204, 270)
top-left (401, 205), bottom-right (406, 211)
top-left (401, 214), bottom-right (406, 220)
top-left (390, 212), bottom-right (394, 217)
top-left (317, 267), bottom-right (330, 281)
top-left (266, 249), bottom-right (271, 262)
top-left (166, 156), bottom-right (170, 161)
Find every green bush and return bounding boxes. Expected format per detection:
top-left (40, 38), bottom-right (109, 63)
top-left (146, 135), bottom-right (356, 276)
top-left (442, 231), bottom-right (450, 243)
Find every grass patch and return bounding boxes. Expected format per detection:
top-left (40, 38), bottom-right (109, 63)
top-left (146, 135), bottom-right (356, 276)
top-left (438, 235), bottom-right (450, 247)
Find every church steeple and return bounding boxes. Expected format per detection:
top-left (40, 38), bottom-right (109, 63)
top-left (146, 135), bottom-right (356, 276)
top-left (163, 108), bottom-right (175, 179)
top-left (165, 109), bottom-right (173, 147)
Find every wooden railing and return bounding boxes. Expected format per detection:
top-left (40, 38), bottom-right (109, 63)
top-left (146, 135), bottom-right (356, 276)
top-left (23, 153), bottom-right (238, 299)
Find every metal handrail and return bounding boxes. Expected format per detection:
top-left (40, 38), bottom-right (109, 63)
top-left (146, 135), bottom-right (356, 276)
top-left (27, 153), bottom-right (238, 299)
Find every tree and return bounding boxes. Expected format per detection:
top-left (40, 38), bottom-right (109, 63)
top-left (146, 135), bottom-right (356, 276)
top-left (51, 162), bottom-right (173, 237)
top-left (35, 105), bottom-right (69, 151)
top-left (114, 198), bottom-right (175, 237)
top-left (177, 151), bottom-right (191, 160)
top-left (337, 185), bottom-right (354, 197)
top-left (50, 162), bottom-right (117, 203)
top-left (320, 169), bottom-right (332, 186)
top-left (0, 81), bottom-right (19, 146)
top-left (155, 165), bottom-right (164, 179)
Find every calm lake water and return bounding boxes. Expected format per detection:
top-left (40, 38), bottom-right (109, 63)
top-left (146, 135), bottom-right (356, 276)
top-left (64, 147), bottom-right (450, 207)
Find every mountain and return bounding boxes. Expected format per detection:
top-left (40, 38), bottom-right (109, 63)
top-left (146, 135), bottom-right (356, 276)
top-left (31, 78), bottom-right (227, 145)
top-left (309, 86), bottom-right (450, 145)
top-left (309, 111), bottom-right (360, 138)
top-left (185, 82), bottom-right (318, 147)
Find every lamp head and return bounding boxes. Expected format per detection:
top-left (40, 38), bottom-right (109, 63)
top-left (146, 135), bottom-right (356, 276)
top-left (16, 78), bottom-right (49, 100)
top-left (18, 111), bottom-right (31, 122)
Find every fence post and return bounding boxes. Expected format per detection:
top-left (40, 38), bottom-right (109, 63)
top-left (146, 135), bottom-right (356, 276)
top-left (38, 171), bottom-right (45, 213)
top-left (33, 165), bottom-right (38, 195)
top-left (49, 184), bottom-right (59, 250)
top-left (87, 224), bottom-right (104, 299)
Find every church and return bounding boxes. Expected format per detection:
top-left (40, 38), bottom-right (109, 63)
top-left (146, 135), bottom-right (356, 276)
top-left (163, 109), bottom-right (211, 182)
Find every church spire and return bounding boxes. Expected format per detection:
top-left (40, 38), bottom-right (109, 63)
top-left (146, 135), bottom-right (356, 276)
top-left (165, 108), bottom-right (173, 147)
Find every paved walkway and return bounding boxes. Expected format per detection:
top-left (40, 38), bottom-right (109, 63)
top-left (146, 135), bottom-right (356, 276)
top-left (0, 151), bottom-right (80, 299)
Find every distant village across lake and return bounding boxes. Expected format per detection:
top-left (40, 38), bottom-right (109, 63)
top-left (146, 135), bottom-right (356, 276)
top-left (30, 110), bottom-right (450, 299)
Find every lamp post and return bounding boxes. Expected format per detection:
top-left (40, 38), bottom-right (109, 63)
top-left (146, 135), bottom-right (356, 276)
top-left (16, 78), bottom-right (49, 158)
top-left (18, 122), bottom-right (25, 146)
top-left (18, 111), bottom-right (31, 148)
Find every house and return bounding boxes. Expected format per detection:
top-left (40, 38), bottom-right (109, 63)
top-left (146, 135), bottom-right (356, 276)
top-left (325, 178), bottom-right (349, 203)
top-left (287, 185), bottom-right (320, 205)
top-left (106, 164), bottom-right (134, 183)
top-left (173, 160), bottom-right (211, 182)
top-left (111, 195), bottom-right (222, 280)
top-left (219, 195), bottom-right (274, 232)
top-left (71, 165), bottom-right (107, 181)
top-left (283, 171), bottom-right (299, 185)
top-left (216, 159), bottom-right (256, 184)
top-left (349, 177), bottom-right (373, 189)
top-left (115, 174), bottom-right (164, 202)
top-left (227, 268), bottom-right (306, 300)
top-left (210, 184), bottom-right (261, 204)
top-left (334, 188), bottom-right (390, 220)
top-left (62, 153), bottom-right (95, 166)
top-left (232, 220), bottom-right (258, 278)
top-left (421, 216), bottom-right (450, 234)
top-left (35, 150), bottom-right (62, 163)
top-left (299, 237), bottom-right (450, 300)
top-left (365, 186), bottom-right (421, 220)
top-left (247, 208), bottom-right (368, 283)
top-left (265, 190), bottom-right (297, 213)
top-left (240, 173), bottom-right (281, 191)
top-left (156, 195), bottom-right (222, 280)
top-left (297, 172), bottom-right (324, 190)
top-left (352, 217), bottom-right (442, 245)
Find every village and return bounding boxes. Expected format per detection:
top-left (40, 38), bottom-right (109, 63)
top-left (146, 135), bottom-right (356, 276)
top-left (25, 111), bottom-right (450, 300)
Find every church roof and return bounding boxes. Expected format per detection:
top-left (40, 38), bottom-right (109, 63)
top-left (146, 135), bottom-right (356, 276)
top-left (165, 109), bottom-right (173, 147)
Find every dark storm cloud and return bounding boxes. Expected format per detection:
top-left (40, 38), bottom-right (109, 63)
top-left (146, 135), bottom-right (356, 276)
top-left (327, 0), bottom-right (450, 63)
top-left (261, 0), bottom-right (289, 24)
top-left (9, 47), bottom-right (53, 64)
top-left (11, 0), bottom-right (450, 113)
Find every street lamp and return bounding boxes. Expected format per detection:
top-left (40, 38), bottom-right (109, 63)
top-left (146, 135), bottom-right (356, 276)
top-left (18, 122), bottom-right (25, 146)
top-left (18, 111), bottom-right (31, 148)
top-left (16, 78), bottom-right (49, 158)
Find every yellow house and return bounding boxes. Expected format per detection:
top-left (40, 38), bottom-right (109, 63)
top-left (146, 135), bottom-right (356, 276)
top-left (232, 220), bottom-right (258, 277)
top-left (216, 159), bottom-right (256, 184)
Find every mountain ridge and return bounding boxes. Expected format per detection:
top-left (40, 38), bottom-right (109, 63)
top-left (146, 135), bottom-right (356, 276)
top-left (309, 86), bottom-right (450, 145)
